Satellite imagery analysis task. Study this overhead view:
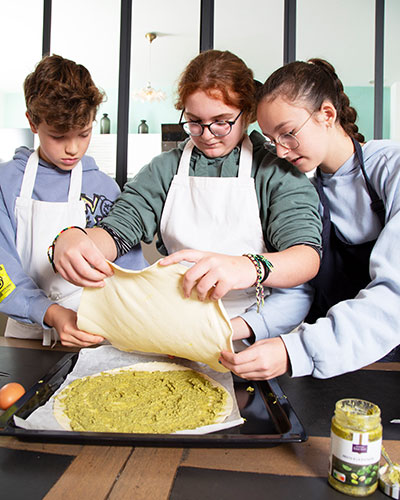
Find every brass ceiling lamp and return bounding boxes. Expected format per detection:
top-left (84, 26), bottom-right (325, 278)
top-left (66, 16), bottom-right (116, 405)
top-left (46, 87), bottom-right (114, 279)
top-left (133, 32), bottom-right (166, 102)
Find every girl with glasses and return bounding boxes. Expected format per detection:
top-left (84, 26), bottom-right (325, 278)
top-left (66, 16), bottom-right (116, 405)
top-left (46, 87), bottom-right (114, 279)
top-left (53, 50), bottom-right (322, 336)
top-left (220, 58), bottom-right (400, 379)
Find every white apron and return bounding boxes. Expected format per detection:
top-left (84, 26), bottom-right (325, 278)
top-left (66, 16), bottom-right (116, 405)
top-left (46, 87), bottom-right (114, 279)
top-left (160, 135), bottom-right (267, 318)
top-left (5, 149), bottom-right (86, 345)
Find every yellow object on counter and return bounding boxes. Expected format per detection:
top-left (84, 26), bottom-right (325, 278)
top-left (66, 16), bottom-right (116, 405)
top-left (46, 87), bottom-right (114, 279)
top-left (328, 399), bottom-right (382, 497)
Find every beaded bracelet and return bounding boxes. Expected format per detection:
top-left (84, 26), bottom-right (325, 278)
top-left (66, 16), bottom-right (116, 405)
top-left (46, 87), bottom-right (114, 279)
top-left (47, 226), bottom-right (87, 272)
top-left (256, 254), bottom-right (274, 282)
top-left (243, 253), bottom-right (274, 312)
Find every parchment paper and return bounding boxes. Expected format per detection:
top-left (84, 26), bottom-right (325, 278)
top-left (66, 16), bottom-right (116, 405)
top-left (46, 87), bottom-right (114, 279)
top-left (14, 345), bottom-right (244, 434)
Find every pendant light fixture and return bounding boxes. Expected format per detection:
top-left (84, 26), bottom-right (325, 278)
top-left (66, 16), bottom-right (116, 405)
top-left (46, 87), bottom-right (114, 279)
top-left (133, 32), bottom-right (166, 103)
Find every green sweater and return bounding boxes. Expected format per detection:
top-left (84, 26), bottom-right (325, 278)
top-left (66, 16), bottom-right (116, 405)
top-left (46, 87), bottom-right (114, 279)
top-left (100, 131), bottom-right (322, 255)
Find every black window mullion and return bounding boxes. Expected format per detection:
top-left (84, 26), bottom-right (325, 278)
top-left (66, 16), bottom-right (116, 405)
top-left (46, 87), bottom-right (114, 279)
top-left (284, 0), bottom-right (296, 64)
top-left (42, 0), bottom-right (52, 56)
top-left (200, 0), bottom-right (214, 52)
top-left (115, 0), bottom-right (132, 189)
top-left (374, 0), bottom-right (385, 139)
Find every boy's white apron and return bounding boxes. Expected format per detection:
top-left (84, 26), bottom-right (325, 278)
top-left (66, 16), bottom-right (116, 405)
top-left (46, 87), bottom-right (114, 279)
top-left (5, 150), bottom-right (86, 345)
top-left (160, 135), bottom-right (267, 318)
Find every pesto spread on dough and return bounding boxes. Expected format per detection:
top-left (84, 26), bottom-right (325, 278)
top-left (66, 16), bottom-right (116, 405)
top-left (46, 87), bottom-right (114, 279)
top-left (56, 369), bottom-right (228, 433)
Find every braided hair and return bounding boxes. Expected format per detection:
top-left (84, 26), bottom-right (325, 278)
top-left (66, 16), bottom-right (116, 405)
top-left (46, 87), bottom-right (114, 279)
top-left (258, 58), bottom-right (365, 143)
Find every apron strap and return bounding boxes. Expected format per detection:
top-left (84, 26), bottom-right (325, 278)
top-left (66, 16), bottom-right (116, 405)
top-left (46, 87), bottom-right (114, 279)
top-left (42, 328), bottom-right (56, 347)
top-left (316, 140), bottom-right (386, 229)
top-left (237, 135), bottom-right (253, 178)
top-left (176, 140), bottom-right (195, 176)
top-left (352, 139), bottom-right (386, 227)
top-left (314, 169), bottom-right (331, 224)
top-left (19, 150), bottom-right (40, 199)
top-left (68, 161), bottom-right (83, 201)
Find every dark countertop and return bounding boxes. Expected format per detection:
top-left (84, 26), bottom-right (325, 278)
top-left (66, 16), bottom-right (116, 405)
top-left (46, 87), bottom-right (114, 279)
top-left (0, 338), bottom-right (399, 500)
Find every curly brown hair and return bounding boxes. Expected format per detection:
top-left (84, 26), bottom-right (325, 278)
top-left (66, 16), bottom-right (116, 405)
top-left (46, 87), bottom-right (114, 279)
top-left (258, 58), bottom-right (365, 143)
top-left (24, 54), bottom-right (105, 132)
top-left (176, 50), bottom-right (256, 128)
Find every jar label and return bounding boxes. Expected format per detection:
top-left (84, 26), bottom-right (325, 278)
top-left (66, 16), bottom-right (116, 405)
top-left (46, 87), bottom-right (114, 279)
top-left (329, 430), bottom-right (381, 488)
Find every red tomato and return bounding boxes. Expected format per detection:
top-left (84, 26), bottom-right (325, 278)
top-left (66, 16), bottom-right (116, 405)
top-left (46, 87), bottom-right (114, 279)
top-left (0, 382), bottom-right (26, 410)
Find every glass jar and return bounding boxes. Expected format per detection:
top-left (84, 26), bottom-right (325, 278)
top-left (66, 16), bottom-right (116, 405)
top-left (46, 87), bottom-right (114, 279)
top-left (138, 119), bottom-right (149, 134)
top-left (329, 399), bottom-right (382, 497)
top-left (100, 113), bottom-right (110, 134)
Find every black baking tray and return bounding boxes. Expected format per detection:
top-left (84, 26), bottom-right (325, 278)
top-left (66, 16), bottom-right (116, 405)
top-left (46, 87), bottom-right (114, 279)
top-left (0, 352), bottom-right (307, 447)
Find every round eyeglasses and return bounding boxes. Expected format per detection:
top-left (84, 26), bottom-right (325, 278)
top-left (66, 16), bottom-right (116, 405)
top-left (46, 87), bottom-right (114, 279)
top-left (263, 113), bottom-right (314, 151)
top-left (179, 110), bottom-right (243, 137)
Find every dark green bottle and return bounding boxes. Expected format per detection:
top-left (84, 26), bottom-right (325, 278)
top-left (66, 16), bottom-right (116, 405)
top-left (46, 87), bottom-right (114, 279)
top-left (100, 113), bottom-right (110, 134)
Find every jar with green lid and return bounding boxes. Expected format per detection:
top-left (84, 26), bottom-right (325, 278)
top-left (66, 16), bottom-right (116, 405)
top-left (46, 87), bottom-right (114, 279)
top-left (329, 399), bottom-right (382, 497)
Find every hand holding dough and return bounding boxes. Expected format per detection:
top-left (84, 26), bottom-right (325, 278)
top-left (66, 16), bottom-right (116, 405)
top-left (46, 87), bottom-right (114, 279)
top-left (77, 261), bottom-right (234, 372)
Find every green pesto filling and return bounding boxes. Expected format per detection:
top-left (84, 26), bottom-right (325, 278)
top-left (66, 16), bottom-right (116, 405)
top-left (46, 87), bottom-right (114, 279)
top-left (60, 370), bottom-right (227, 433)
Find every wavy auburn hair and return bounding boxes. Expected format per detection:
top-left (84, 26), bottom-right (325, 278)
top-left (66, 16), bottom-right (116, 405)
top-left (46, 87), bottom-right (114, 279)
top-left (176, 50), bottom-right (257, 127)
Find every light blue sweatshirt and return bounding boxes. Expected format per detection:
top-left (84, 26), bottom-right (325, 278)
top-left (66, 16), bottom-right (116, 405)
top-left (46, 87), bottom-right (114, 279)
top-left (242, 140), bottom-right (400, 378)
top-left (0, 147), bottom-right (147, 328)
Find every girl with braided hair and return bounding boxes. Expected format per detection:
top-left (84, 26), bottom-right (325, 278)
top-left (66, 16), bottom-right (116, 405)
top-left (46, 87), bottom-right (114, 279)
top-left (220, 58), bottom-right (400, 379)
